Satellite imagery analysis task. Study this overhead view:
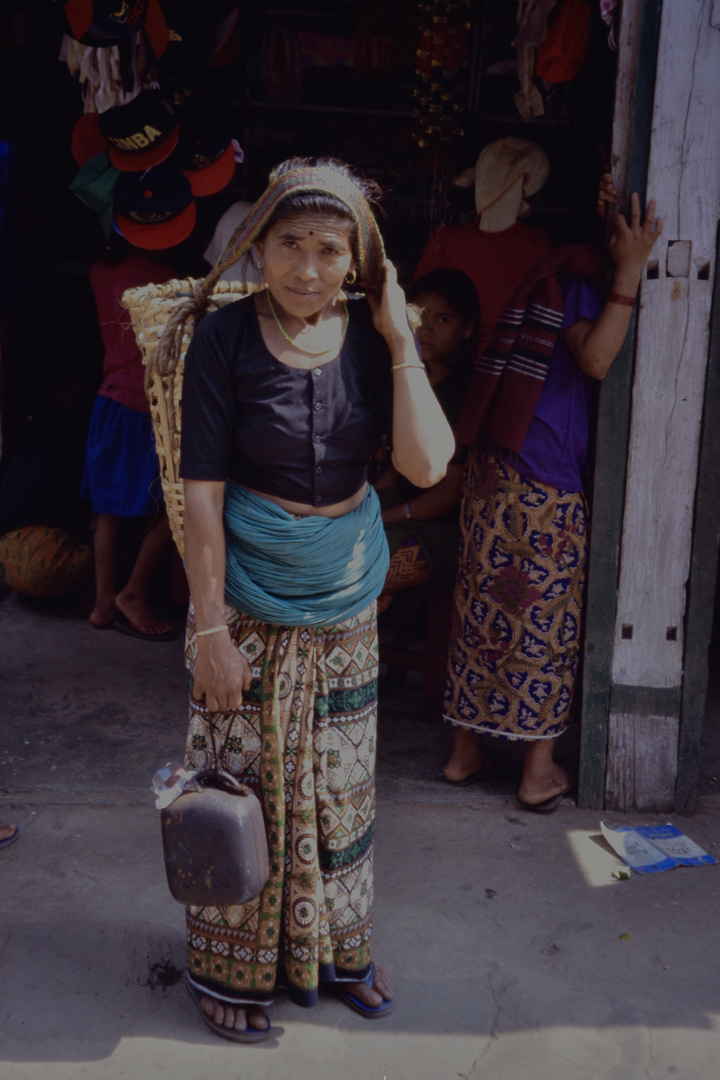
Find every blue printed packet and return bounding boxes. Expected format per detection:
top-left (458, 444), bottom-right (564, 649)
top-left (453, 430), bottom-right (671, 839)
top-left (600, 822), bottom-right (718, 874)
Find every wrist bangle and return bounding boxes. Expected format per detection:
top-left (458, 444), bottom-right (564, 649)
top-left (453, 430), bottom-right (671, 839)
top-left (404, 502), bottom-right (412, 520)
top-left (196, 623), bottom-right (229, 637)
top-left (390, 362), bottom-right (426, 371)
top-left (608, 291), bottom-right (636, 307)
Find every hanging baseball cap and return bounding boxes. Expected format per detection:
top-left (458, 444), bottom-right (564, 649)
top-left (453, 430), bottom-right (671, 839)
top-left (156, 0), bottom-right (217, 80)
top-left (98, 90), bottom-right (179, 172)
top-left (113, 162), bottom-right (196, 249)
top-left (173, 107), bottom-right (237, 197)
top-left (157, 0), bottom-right (241, 79)
top-left (62, 0), bottom-right (169, 57)
top-left (71, 112), bottom-right (110, 168)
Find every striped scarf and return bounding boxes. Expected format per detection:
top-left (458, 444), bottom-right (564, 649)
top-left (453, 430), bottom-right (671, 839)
top-left (204, 165), bottom-right (386, 293)
top-left (455, 244), bottom-right (605, 452)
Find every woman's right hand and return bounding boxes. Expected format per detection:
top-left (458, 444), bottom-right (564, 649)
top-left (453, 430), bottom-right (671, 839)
top-left (365, 260), bottom-right (414, 346)
top-left (192, 632), bottom-right (252, 712)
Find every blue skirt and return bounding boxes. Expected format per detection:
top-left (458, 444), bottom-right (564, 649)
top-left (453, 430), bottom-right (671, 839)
top-left (82, 395), bottom-right (163, 517)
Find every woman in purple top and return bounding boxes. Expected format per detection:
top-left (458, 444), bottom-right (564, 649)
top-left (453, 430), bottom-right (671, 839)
top-left (442, 194), bottom-right (663, 810)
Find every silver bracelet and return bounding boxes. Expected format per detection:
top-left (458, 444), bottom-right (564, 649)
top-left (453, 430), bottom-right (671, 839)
top-left (404, 503), bottom-right (412, 520)
top-left (196, 624), bottom-right (229, 637)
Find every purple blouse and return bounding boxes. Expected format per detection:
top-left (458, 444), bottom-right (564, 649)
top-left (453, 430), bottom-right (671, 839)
top-left (515, 277), bottom-right (602, 492)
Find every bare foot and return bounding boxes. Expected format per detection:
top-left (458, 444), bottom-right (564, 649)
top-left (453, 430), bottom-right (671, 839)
top-left (115, 589), bottom-right (174, 637)
top-left (443, 726), bottom-right (495, 783)
top-left (518, 765), bottom-right (573, 806)
top-left (89, 603), bottom-right (117, 628)
top-left (0, 823), bottom-right (18, 844)
top-left (517, 738), bottom-right (573, 806)
top-left (344, 964), bottom-right (394, 1010)
top-left (200, 995), bottom-right (269, 1034)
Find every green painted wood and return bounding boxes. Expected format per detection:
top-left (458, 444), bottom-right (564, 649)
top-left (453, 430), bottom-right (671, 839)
top-left (610, 684), bottom-right (682, 716)
top-left (677, 231), bottom-right (720, 813)
top-left (577, 0), bottom-right (663, 809)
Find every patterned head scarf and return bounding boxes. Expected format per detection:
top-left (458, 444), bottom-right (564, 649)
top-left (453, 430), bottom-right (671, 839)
top-left (204, 165), bottom-right (386, 292)
top-left (151, 164), bottom-right (385, 394)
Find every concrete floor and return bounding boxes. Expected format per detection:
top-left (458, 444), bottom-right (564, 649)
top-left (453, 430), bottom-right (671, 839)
top-left (2, 591), bottom-right (720, 1080)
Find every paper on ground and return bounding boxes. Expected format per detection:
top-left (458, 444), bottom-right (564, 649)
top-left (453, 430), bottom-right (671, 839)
top-left (600, 822), bottom-right (717, 874)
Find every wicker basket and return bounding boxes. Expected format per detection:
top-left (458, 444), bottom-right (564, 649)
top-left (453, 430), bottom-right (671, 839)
top-left (122, 277), bottom-right (253, 558)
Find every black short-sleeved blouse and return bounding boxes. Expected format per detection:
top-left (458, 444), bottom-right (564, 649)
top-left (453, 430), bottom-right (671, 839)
top-left (180, 294), bottom-right (392, 507)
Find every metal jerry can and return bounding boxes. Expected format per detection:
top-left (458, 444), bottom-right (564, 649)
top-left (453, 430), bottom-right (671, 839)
top-left (160, 768), bottom-right (269, 907)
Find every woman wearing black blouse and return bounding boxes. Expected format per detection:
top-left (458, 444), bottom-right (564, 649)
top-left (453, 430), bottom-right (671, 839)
top-left (177, 158), bottom-right (453, 1040)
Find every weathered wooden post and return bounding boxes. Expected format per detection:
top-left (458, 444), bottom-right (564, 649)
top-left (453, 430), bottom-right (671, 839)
top-left (580, 0), bottom-right (720, 812)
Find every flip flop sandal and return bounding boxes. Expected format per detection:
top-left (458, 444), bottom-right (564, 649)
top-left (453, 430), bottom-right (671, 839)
top-left (185, 974), bottom-right (272, 1043)
top-left (334, 962), bottom-right (395, 1019)
top-left (520, 790), bottom-right (567, 813)
top-left (519, 772), bottom-right (575, 814)
top-left (0, 825), bottom-right (19, 851)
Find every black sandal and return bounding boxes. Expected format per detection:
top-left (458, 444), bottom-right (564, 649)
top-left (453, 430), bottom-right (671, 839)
top-left (185, 973), bottom-right (273, 1043)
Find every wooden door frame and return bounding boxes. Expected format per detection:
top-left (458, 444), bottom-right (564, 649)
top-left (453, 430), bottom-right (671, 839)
top-left (579, 0), bottom-right (720, 812)
top-left (578, 0), bottom-right (662, 809)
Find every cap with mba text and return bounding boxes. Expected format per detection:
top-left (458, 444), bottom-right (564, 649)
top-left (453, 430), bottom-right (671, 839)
top-left (98, 90), bottom-right (179, 172)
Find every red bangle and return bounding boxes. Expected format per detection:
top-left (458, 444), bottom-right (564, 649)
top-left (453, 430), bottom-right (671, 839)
top-left (608, 291), bottom-right (636, 307)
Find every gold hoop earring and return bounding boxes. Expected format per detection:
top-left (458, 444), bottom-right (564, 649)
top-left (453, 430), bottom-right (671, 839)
top-left (257, 255), bottom-right (264, 271)
top-left (345, 268), bottom-right (357, 285)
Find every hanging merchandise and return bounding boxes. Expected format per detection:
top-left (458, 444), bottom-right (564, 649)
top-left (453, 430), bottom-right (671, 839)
top-left (535, 0), bottom-right (591, 85)
top-left (600, 0), bottom-right (619, 26)
top-left (61, 31), bottom-right (158, 113)
top-left (71, 113), bottom-right (110, 167)
top-left (61, 0), bottom-right (169, 58)
top-left (98, 89), bottom-right (179, 172)
top-left (412, 0), bottom-right (472, 149)
top-left (262, 22), bottom-right (302, 102)
top-left (210, 5), bottom-right (241, 69)
top-left (599, 0), bottom-right (619, 49)
top-left (156, 0), bottom-right (241, 85)
top-left (512, 0), bottom-right (551, 122)
top-left (172, 106), bottom-right (237, 197)
top-left (69, 151), bottom-right (120, 237)
top-left (112, 161), bottom-right (196, 249)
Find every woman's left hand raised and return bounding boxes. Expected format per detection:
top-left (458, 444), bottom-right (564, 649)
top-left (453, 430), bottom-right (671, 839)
top-left (365, 260), bottom-right (413, 345)
top-left (608, 192), bottom-right (663, 278)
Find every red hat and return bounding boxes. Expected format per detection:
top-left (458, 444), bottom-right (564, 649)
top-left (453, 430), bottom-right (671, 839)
top-left (113, 163), bottom-right (196, 249)
top-left (174, 107), bottom-right (237, 197)
top-left (98, 90), bottom-right (179, 172)
top-left (71, 113), bottom-right (109, 168)
top-left (183, 142), bottom-right (236, 197)
top-left (63, 0), bottom-right (169, 57)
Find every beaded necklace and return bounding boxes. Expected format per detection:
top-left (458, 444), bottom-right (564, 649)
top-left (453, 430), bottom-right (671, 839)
top-left (267, 291), bottom-right (349, 357)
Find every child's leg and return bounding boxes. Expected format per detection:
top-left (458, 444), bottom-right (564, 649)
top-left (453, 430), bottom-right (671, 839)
top-left (89, 514), bottom-right (121, 627)
top-left (115, 512), bottom-right (175, 635)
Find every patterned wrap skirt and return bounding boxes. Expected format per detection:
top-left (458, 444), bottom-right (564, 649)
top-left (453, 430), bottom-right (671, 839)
top-left (184, 601), bottom-right (378, 1008)
top-left (443, 450), bottom-right (587, 741)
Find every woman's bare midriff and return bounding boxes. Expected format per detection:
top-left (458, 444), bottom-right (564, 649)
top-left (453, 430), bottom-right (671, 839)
top-left (241, 482), bottom-right (368, 519)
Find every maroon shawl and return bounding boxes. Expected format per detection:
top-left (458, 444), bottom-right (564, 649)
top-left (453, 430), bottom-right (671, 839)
top-left (454, 244), bottom-right (606, 452)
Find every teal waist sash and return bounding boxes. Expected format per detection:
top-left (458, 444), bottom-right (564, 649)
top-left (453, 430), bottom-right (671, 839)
top-left (223, 483), bottom-right (390, 627)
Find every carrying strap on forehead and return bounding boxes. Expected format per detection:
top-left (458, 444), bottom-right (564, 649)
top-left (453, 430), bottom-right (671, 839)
top-left (204, 166), bottom-right (386, 292)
